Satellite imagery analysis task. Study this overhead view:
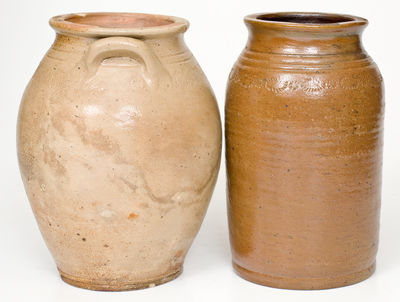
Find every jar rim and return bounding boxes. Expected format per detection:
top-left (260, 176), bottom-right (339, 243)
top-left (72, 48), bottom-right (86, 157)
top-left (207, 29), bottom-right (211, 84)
top-left (49, 12), bottom-right (189, 38)
top-left (245, 12), bottom-right (368, 31)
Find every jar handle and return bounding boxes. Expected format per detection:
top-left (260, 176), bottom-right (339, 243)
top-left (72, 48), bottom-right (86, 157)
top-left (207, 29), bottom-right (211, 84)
top-left (85, 37), bottom-right (169, 87)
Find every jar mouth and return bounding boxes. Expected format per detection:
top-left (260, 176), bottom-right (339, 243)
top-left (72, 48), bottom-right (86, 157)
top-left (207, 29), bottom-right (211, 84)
top-left (50, 12), bottom-right (189, 37)
top-left (245, 12), bottom-right (368, 31)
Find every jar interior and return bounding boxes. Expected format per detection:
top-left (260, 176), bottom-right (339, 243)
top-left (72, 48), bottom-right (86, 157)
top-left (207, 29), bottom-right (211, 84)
top-left (257, 14), bottom-right (355, 24)
top-left (65, 13), bottom-right (173, 28)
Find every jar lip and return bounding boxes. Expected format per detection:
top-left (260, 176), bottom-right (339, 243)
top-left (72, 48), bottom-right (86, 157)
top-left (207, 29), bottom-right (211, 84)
top-left (49, 12), bottom-right (189, 38)
top-left (245, 12), bottom-right (368, 31)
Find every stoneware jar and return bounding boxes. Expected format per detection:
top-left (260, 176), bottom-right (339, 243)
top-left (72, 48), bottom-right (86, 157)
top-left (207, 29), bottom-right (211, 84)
top-left (17, 12), bottom-right (221, 291)
top-left (225, 12), bottom-right (384, 289)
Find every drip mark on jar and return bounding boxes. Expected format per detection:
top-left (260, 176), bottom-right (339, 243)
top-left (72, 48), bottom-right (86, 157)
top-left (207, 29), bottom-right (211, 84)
top-left (128, 212), bottom-right (138, 220)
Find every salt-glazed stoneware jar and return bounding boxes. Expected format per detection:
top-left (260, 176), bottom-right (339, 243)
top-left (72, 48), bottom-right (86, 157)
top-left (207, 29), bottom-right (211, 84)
top-left (226, 12), bottom-right (384, 289)
top-left (17, 12), bottom-right (221, 291)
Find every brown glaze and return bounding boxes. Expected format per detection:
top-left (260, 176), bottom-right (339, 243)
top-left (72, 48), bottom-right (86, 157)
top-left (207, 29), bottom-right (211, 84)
top-left (17, 12), bottom-right (221, 291)
top-left (225, 12), bottom-right (384, 290)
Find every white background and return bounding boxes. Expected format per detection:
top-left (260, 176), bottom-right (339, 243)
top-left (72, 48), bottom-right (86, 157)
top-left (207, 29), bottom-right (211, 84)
top-left (1, 0), bottom-right (399, 301)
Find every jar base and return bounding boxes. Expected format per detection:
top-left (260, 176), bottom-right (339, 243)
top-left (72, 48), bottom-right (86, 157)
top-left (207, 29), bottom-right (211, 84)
top-left (232, 261), bottom-right (375, 290)
top-left (58, 267), bottom-right (182, 291)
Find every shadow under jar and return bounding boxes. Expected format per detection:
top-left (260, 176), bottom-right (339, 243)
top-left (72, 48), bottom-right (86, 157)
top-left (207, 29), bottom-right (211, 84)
top-left (17, 12), bottom-right (221, 291)
top-left (225, 12), bottom-right (384, 290)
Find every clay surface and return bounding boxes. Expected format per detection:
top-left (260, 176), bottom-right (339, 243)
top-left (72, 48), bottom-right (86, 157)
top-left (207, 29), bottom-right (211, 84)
top-left (225, 12), bottom-right (384, 290)
top-left (17, 12), bottom-right (221, 291)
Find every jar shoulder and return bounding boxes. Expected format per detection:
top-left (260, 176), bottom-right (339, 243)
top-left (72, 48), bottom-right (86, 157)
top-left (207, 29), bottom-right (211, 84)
top-left (226, 55), bottom-right (384, 105)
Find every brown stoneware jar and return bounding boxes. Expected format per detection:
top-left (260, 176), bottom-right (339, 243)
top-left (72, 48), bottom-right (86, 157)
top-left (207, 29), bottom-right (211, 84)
top-left (17, 12), bottom-right (221, 291)
top-left (225, 12), bottom-right (384, 289)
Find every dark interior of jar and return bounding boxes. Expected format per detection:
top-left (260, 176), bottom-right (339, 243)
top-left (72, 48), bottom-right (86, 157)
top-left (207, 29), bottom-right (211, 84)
top-left (66, 14), bottom-right (173, 28)
top-left (257, 14), bottom-right (355, 24)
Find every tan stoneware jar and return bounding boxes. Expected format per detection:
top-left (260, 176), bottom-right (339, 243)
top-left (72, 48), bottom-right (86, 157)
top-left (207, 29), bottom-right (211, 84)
top-left (226, 12), bottom-right (384, 289)
top-left (17, 12), bottom-right (221, 291)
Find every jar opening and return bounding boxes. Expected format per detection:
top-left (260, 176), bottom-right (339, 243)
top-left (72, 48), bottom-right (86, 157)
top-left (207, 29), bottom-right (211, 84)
top-left (245, 12), bottom-right (368, 32)
top-left (50, 12), bottom-right (189, 38)
top-left (65, 14), bottom-right (174, 28)
top-left (257, 14), bottom-right (355, 25)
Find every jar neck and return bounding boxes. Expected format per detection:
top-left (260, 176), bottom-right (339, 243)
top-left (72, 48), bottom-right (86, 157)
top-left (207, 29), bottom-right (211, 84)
top-left (49, 33), bottom-right (189, 67)
top-left (246, 30), bottom-right (365, 56)
top-left (244, 12), bottom-right (368, 56)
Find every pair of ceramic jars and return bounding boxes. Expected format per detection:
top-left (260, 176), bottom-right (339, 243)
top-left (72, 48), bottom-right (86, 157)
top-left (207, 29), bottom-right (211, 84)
top-left (17, 12), bottom-right (384, 291)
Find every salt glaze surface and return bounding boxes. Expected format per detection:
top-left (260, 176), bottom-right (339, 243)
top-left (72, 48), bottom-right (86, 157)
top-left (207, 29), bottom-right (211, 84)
top-left (225, 12), bottom-right (384, 290)
top-left (17, 12), bottom-right (222, 291)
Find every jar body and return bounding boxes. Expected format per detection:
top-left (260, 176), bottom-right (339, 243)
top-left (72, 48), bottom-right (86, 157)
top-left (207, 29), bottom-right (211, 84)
top-left (226, 13), bottom-right (384, 290)
top-left (17, 16), bottom-right (221, 290)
